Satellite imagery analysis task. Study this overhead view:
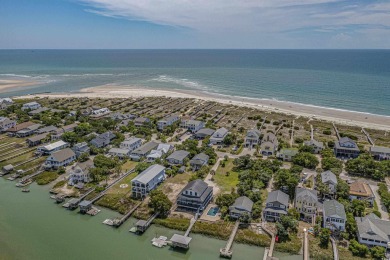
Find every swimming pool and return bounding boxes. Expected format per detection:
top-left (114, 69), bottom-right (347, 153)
top-left (207, 207), bottom-right (219, 216)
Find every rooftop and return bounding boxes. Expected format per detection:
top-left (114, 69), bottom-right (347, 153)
top-left (132, 164), bottom-right (165, 184)
top-left (323, 200), bottom-right (346, 219)
top-left (349, 181), bottom-right (373, 197)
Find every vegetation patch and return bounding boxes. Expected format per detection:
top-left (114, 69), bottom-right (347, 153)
top-left (95, 194), bottom-right (136, 214)
top-left (35, 171), bottom-right (59, 185)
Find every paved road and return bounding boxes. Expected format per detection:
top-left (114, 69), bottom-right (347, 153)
top-left (370, 184), bottom-right (389, 220)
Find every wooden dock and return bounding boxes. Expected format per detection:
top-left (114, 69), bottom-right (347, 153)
top-left (219, 220), bottom-right (240, 258)
top-left (135, 211), bottom-right (159, 233)
top-left (362, 128), bottom-right (374, 145)
top-left (109, 202), bottom-right (142, 227)
top-left (333, 123), bottom-right (340, 140)
top-left (261, 223), bottom-right (279, 260)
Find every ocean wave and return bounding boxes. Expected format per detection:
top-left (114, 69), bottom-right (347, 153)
top-left (149, 75), bottom-right (208, 91)
top-left (0, 73), bottom-right (34, 78)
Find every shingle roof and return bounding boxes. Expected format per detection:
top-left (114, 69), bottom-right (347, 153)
top-left (170, 234), bottom-right (192, 245)
top-left (27, 133), bottom-right (48, 142)
top-left (132, 164), bottom-right (165, 184)
top-left (109, 148), bottom-right (130, 155)
top-left (247, 129), bottom-right (261, 138)
top-left (295, 187), bottom-right (318, 203)
top-left (231, 196), bottom-right (254, 212)
top-left (211, 127), bottom-right (228, 138)
top-left (50, 148), bottom-right (76, 162)
top-left (132, 141), bottom-right (159, 155)
top-left (266, 190), bottom-right (289, 206)
top-left (195, 128), bottom-right (215, 136)
top-left (167, 150), bottom-right (190, 161)
top-left (349, 181), bottom-right (373, 198)
top-left (321, 171), bottom-right (338, 185)
top-left (304, 139), bottom-right (324, 148)
top-left (355, 213), bottom-right (390, 242)
top-left (181, 179), bottom-right (209, 195)
top-left (190, 153), bottom-right (209, 165)
top-left (323, 200), bottom-right (346, 219)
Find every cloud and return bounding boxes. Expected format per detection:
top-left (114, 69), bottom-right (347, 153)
top-left (77, 0), bottom-right (390, 47)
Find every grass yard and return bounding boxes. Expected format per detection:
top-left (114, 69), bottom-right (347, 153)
top-left (214, 159), bottom-right (239, 193)
top-left (106, 171), bottom-right (137, 195)
top-left (308, 235), bottom-right (333, 260)
top-left (34, 171), bottom-right (59, 185)
top-left (121, 160), bottom-right (138, 172)
top-left (96, 194), bottom-right (137, 214)
top-left (338, 246), bottom-right (373, 260)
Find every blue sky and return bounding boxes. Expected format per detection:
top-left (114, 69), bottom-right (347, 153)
top-left (1, 0), bottom-right (390, 49)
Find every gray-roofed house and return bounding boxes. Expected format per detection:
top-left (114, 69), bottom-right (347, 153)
top-left (170, 234), bottom-right (192, 249)
top-left (194, 128), bottom-right (215, 139)
top-left (134, 117), bottom-right (150, 127)
top-left (166, 150), bottom-right (190, 165)
top-left (323, 200), bottom-right (346, 231)
top-left (79, 200), bottom-right (92, 214)
top-left (90, 131), bottom-right (115, 148)
top-left (26, 133), bottom-right (48, 147)
top-left (0, 117), bottom-right (16, 132)
top-left (189, 153), bottom-right (209, 171)
top-left (355, 213), bottom-right (390, 248)
top-left (16, 123), bottom-right (42, 137)
top-left (120, 137), bottom-right (142, 152)
top-left (176, 179), bottom-right (213, 213)
top-left (28, 107), bottom-right (50, 116)
top-left (263, 190), bottom-right (289, 222)
top-left (146, 143), bottom-right (173, 162)
top-left (370, 146), bottom-right (390, 161)
top-left (334, 137), bottom-right (360, 159)
top-left (210, 127), bottom-right (229, 145)
top-left (260, 132), bottom-right (279, 156)
top-left (22, 101), bottom-right (41, 111)
top-left (304, 139), bottom-right (324, 154)
top-left (68, 159), bottom-right (94, 185)
top-left (130, 141), bottom-right (159, 161)
top-left (277, 148), bottom-right (299, 162)
top-left (229, 196), bottom-right (254, 220)
top-left (44, 148), bottom-right (76, 169)
top-left (131, 164), bottom-right (166, 198)
top-left (157, 114), bottom-right (180, 130)
top-left (72, 142), bottom-right (90, 157)
top-left (321, 170), bottom-right (338, 194)
top-left (108, 148), bottom-right (131, 159)
top-left (294, 187), bottom-right (318, 223)
top-left (35, 125), bottom-right (58, 135)
top-left (181, 119), bottom-right (205, 133)
top-left (51, 123), bottom-right (79, 141)
top-left (245, 129), bottom-right (261, 148)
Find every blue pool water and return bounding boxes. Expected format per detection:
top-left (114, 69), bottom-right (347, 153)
top-left (207, 207), bottom-right (219, 216)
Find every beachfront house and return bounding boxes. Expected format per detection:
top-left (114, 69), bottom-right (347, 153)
top-left (134, 117), bottom-right (150, 127)
top-left (131, 164), bottom-right (166, 198)
top-left (16, 123), bottom-right (41, 137)
top-left (370, 146), bottom-right (390, 161)
top-left (294, 187), bottom-right (318, 223)
top-left (210, 127), bottom-right (228, 145)
top-left (229, 196), bottom-right (254, 220)
top-left (189, 153), bottom-right (209, 171)
top-left (349, 181), bottom-right (374, 207)
top-left (21, 101), bottom-right (41, 111)
top-left (37, 140), bottom-right (69, 155)
top-left (355, 213), bottom-right (390, 248)
top-left (108, 148), bottom-right (131, 159)
top-left (260, 132), bottom-right (279, 156)
top-left (44, 148), bottom-right (76, 169)
top-left (321, 170), bottom-right (338, 195)
top-left (0, 98), bottom-right (13, 110)
top-left (277, 148), bottom-right (299, 162)
top-left (194, 128), bottom-right (215, 139)
top-left (304, 139), bottom-right (324, 154)
top-left (146, 143), bottom-right (173, 162)
top-left (244, 129), bottom-right (261, 148)
top-left (181, 119), bottom-right (205, 133)
top-left (68, 160), bottom-right (94, 185)
top-left (91, 107), bottom-right (110, 116)
top-left (323, 200), bottom-right (346, 232)
top-left (119, 137), bottom-right (142, 152)
top-left (6, 121), bottom-right (35, 136)
top-left (176, 179), bottom-right (213, 213)
top-left (157, 114), bottom-right (180, 131)
top-left (166, 150), bottom-right (190, 165)
top-left (28, 107), bottom-right (50, 116)
top-left (90, 131), bottom-right (115, 148)
top-left (334, 137), bottom-right (360, 159)
top-left (263, 190), bottom-right (289, 222)
top-left (130, 141), bottom-right (159, 161)
top-left (26, 133), bottom-right (49, 147)
top-left (0, 117), bottom-right (16, 132)
top-left (72, 142), bottom-right (90, 157)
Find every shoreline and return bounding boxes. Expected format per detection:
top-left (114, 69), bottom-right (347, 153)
top-left (0, 79), bottom-right (40, 93)
top-left (16, 84), bottom-right (390, 131)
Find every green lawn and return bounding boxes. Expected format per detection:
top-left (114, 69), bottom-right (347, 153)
top-left (121, 160), bottom-right (138, 172)
top-left (214, 159), bottom-right (239, 193)
top-left (309, 235), bottom-right (333, 260)
top-left (34, 171), bottom-right (59, 185)
top-left (338, 246), bottom-right (372, 260)
top-left (107, 171), bottom-right (138, 195)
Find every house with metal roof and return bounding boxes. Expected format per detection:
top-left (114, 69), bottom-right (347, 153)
top-left (277, 148), bottom-right (299, 161)
top-left (334, 137), bottom-right (360, 159)
top-left (260, 132), bottom-right (279, 156)
top-left (166, 150), bottom-right (190, 165)
top-left (323, 200), bottom-right (346, 231)
top-left (146, 144), bottom-right (173, 162)
top-left (229, 196), bottom-right (254, 220)
top-left (0, 117), bottom-right (16, 132)
top-left (349, 181), bottom-right (374, 207)
top-left (37, 140), bottom-right (69, 155)
top-left (355, 213), bottom-right (390, 248)
top-left (210, 127), bottom-right (229, 145)
top-left (176, 179), bottom-right (213, 212)
top-left (157, 114), bottom-right (180, 130)
top-left (79, 200), bottom-right (92, 214)
top-left (131, 164), bottom-right (166, 198)
top-left (181, 119), bottom-right (205, 133)
top-left (321, 170), bottom-right (338, 194)
top-left (370, 146), bottom-right (390, 161)
top-left (130, 141), bottom-right (159, 161)
top-left (263, 190), bottom-right (289, 222)
top-left (244, 129), bottom-right (261, 148)
top-left (294, 187), bottom-right (318, 223)
top-left (304, 139), bottom-right (324, 154)
top-left (189, 153), bottom-right (209, 171)
top-left (44, 148), bottom-right (76, 169)
top-left (194, 128), bottom-right (215, 139)
top-left (120, 137), bottom-right (142, 152)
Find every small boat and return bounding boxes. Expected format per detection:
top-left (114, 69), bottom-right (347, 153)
top-left (151, 236), bottom-right (168, 248)
top-left (21, 188), bottom-right (30, 193)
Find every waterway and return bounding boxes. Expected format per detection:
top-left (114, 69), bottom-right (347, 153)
top-left (0, 178), bottom-right (301, 260)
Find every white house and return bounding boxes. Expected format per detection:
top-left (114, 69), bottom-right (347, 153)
top-left (244, 129), bottom-right (261, 148)
top-left (181, 119), bottom-right (205, 133)
top-left (356, 213), bottom-right (390, 248)
top-left (120, 137), bottom-right (142, 152)
top-left (210, 127), bottom-right (228, 144)
top-left (146, 143), bottom-right (173, 162)
top-left (0, 117), bottom-right (16, 132)
top-left (68, 160), bottom-right (94, 185)
top-left (323, 200), bottom-right (346, 232)
top-left (37, 140), bottom-right (69, 155)
top-left (22, 101), bottom-right (41, 111)
top-left (157, 114), bottom-right (180, 130)
top-left (131, 164), bottom-right (166, 198)
top-left (44, 148), bottom-right (76, 169)
top-left (304, 139), bottom-right (324, 154)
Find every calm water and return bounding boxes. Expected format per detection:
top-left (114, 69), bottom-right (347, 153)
top-left (0, 178), bottom-right (299, 260)
top-left (0, 50), bottom-right (389, 116)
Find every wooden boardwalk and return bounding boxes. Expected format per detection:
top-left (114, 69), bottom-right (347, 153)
top-left (220, 220), bottom-right (240, 258)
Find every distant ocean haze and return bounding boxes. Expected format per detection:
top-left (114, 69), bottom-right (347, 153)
top-left (0, 49), bottom-right (389, 116)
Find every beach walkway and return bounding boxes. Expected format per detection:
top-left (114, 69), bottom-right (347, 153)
top-left (361, 128), bottom-right (374, 145)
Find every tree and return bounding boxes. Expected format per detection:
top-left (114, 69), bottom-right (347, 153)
top-left (349, 239), bottom-right (369, 257)
top-left (148, 190), bottom-right (172, 218)
top-left (322, 157), bottom-right (343, 173)
top-left (135, 162), bottom-right (151, 173)
top-left (299, 145), bottom-right (314, 154)
top-left (316, 181), bottom-right (331, 199)
top-left (292, 152), bottom-right (319, 169)
top-left (351, 199), bottom-right (366, 217)
top-left (288, 208), bottom-right (300, 220)
top-left (319, 228), bottom-right (331, 248)
top-left (370, 246), bottom-right (386, 260)
top-left (78, 152), bottom-right (89, 162)
top-left (61, 131), bottom-right (79, 145)
top-left (74, 122), bottom-right (92, 136)
top-left (336, 179), bottom-right (350, 200)
top-left (93, 154), bottom-right (117, 169)
top-left (274, 169), bottom-right (299, 198)
top-left (345, 213), bottom-right (358, 239)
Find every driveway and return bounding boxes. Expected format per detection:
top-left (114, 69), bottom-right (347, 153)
top-left (370, 184), bottom-right (389, 220)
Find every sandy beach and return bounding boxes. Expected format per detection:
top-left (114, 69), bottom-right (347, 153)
top-left (17, 84), bottom-right (390, 131)
top-left (0, 79), bottom-right (38, 93)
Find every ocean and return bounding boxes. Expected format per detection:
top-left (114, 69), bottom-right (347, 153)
top-left (0, 49), bottom-right (389, 116)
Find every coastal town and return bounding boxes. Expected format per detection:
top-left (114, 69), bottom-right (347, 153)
top-left (1, 95), bottom-right (390, 260)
